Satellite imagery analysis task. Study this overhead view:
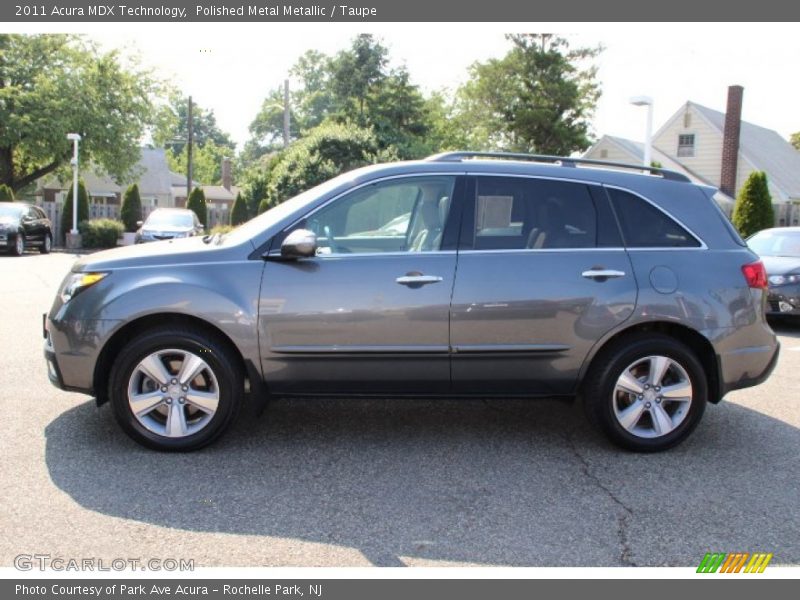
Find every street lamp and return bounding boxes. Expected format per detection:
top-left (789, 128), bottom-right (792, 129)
top-left (66, 133), bottom-right (81, 234)
top-left (629, 96), bottom-right (654, 169)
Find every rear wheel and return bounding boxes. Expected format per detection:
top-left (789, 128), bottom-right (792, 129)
top-left (583, 333), bottom-right (707, 452)
top-left (40, 232), bottom-right (52, 254)
top-left (109, 327), bottom-right (243, 451)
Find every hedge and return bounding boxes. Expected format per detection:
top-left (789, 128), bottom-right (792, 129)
top-left (78, 219), bottom-right (124, 248)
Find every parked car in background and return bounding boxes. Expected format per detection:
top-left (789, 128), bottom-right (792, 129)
top-left (747, 227), bottom-right (800, 318)
top-left (44, 152), bottom-right (779, 452)
top-left (135, 208), bottom-right (204, 243)
top-left (0, 202), bottom-right (52, 256)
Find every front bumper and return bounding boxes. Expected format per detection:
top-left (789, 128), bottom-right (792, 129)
top-left (766, 285), bottom-right (800, 315)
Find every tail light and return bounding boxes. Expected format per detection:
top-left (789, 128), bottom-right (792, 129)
top-left (742, 260), bottom-right (768, 289)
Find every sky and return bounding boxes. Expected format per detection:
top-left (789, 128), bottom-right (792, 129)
top-left (8, 22), bottom-right (800, 150)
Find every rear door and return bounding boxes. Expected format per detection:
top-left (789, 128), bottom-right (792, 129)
top-left (450, 175), bottom-right (637, 395)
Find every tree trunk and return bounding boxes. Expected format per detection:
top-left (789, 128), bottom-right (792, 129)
top-left (0, 147), bottom-right (13, 189)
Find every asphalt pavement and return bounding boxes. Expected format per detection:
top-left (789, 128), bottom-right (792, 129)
top-left (1, 251), bottom-right (798, 568)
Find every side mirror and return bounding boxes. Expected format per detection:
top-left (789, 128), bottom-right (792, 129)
top-left (136, 221), bottom-right (143, 228)
top-left (281, 228), bottom-right (317, 259)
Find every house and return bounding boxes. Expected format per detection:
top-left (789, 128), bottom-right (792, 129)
top-left (585, 86), bottom-right (800, 226)
top-left (172, 158), bottom-right (240, 213)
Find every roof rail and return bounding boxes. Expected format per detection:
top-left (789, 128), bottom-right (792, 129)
top-left (425, 151), bottom-right (692, 183)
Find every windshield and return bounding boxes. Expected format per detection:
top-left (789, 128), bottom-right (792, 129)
top-left (145, 211), bottom-right (194, 228)
top-left (0, 204), bottom-right (25, 218)
top-left (222, 171), bottom-right (361, 246)
top-left (748, 230), bottom-right (800, 257)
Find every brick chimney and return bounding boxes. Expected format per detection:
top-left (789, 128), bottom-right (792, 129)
top-left (222, 157), bottom-right (232, 191)
top-left (720, 85), bottom-right (744, 198)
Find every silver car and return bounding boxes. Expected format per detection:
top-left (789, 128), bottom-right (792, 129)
top-left (44, 153), bottom-right (779, 452)
top-left (135, 208), bottom-right (204, 243)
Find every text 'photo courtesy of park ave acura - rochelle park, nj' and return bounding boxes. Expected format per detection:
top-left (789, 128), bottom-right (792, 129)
top-left (1, 18), bottom-right (800, 582)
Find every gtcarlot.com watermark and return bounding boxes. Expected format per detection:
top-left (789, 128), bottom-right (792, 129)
top-left (14, 554), bottom-right (194, 572)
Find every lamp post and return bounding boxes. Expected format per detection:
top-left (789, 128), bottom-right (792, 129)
top-left (629, 96), bottom-right (654, 169)
top-left (66, 133), bottom-right (81, 234)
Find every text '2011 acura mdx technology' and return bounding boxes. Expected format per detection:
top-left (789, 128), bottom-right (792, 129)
top-left (44, 153), bottom-right (779, 452)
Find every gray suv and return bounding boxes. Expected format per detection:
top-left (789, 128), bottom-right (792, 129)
top-left (43, 152), bottom-right (779, 452)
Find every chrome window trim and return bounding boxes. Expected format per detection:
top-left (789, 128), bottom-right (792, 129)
top-left (458, 247), bottom-right (626, 255)
top-left (266, 249), bottom-right (458, 259)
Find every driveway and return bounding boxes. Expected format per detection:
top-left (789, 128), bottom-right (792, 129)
top-left (1, 252), bottom-right (798, 567)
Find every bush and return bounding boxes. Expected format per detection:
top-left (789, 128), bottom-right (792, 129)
top-left (210, 224), bottom-right (234, 236)
top-left (732, 171), bottom-right (774, 238)
top-left (61, 180), bottom-right (90, 240)
top-left (230, 191), bottom-right (249, 226)
top-left (120, 184), bottom-right (143, 232)
top-left (186, 187), bottom-right (208, 229)
top-left (0, 184), bottom-right (15, 202)
top-left (78, 219), bottom-right (124, 248)
top-left (265, 122), bottom-right (386, 208)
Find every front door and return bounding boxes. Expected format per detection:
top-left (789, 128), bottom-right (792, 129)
top-left (450, 175), bottom-right (637, 396)
top-left (259, 175), bottom-right (462, 394)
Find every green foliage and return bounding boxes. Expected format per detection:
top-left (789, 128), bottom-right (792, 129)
top-left (791, 132), bottom-right (800, 151)
top-left (152, 95), bottom-right (235, 155)
top-left (0, 34), bottom-right (159, 192)
top-left (186, 187), bottom-right (207, 228)
top-left (61, 180), bottom-right (90, 240)
top-left (230, 192), bottom-right (249, 226)
top-left (210, 224), bottom-right (234, 236)
top-left (0, 184), bottom-right (15, 201)
top-left (166, 140), bottom-right (231, 186)
top-left (455, 34), bottom-right (602, 154)
top-left (258, 198), bottom-right (271, 215)
top-left (78, 218), bottom-right (123, 248)
top-left (650, 160), bottom-right (663, 169)
top-left (264, 122), bottom-right (385, 208)
top-left (732, 171), bottom-right (774, 238)
top-left (120, 184), bottom-right (142, 232)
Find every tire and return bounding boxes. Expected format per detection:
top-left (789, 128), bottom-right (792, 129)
top-left (583, 333), bottom-right (707, 452)
top-left (11, 231), bottom-right (24, 256)
top-left (108, 326), bottom-right (244, 451)
top-left (40, 232), bottom-right (52, 254)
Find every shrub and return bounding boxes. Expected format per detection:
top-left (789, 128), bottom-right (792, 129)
top-left (265, 122), bottom-right (386, 207)
top-left (210, 224), bottom-right (234, 236)
top-left (186, 187), bottom-right (208, 229)
top-left (230, 191), bottom-right (249, 226)
top-left (78, 219), bottom-right (124, 248)
top-left (61, 180), bottom-right (90, 240)
top-left (120, 184), bottom-right (143, 232)
top-left (0, 184), bottom-right (15, 202)
top-left (732, 171), bottom-right (774, 238)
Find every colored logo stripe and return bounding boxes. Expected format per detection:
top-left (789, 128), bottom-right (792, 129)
top-left (697, 552), bottom-right (773, 573)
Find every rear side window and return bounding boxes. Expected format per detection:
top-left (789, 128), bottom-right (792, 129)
top-left (470, 177), bottom-right (597, 250)
top-left (608, 188), bottom-right (701, 248)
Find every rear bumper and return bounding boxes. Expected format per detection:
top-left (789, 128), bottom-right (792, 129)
top-left (719, 340), bottom-right (780, 397)
top-left (767, 286), bottom-right (800, 316)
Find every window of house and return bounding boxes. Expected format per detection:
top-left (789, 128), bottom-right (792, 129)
top-left (608, 188), bottom-right (701, 248)
top-left (471, 177), bottom-right (597, 250)
top-left (677, 134), bottom-right (695, 157)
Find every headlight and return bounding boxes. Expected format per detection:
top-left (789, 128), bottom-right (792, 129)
top-left (769, 274), bottom-right (800, 286)
top-left (60, 272), bottom-right (108, 303)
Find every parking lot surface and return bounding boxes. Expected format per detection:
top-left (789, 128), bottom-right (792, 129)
top-left (1, 252), bottom-right (798, 567)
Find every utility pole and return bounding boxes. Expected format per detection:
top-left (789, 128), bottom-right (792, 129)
top-left (187, 95), bottom-right (194, 200)
top-left (283, 79), bottom-right (290, 148)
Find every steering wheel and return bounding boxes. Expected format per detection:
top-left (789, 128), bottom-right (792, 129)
top-left (323, 225), bottom-right (340, 254)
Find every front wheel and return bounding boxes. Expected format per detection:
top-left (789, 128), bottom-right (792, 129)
top-left (109, 327), bottom-right (243, 451)
top-left (583, 333), bottom-right (707, 452)
top-left (11, 231), bottom-right (24, 256)
top-left (40, 232), bottom-right (52, 254)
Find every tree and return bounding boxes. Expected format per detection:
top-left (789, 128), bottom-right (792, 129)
top-left (186, 187), bottom-right (207, 229)
top-left (120, 183), bottom-right (142, 232)
top-left (230, 192), bottom-right (249, 226)
top-left (330, 34), bottom-right (388, 123)
top-left (61, 180), bottom-right (90, 240)
top-left (0, 184), bottom-right (14, 201)
top-left (791, 132), bottom-right (800, 151)
top-left (732, 171), bottom-right (774, 238)
top-left (264, 122), bottom-right (387, 209)
top-left (152, 95), bottom-right (235, 154)
top-left (455, 34), bottom-right (602, 154)
top-left (167, 140), bottom-right (230, 185)
top-left (0, 34), bottom-right (159, 193)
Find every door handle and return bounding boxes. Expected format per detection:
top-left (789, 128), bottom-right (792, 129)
top-left (396, 274), bottom-right (443, 285)
top-left (582, 269), bottom-right (626, 280)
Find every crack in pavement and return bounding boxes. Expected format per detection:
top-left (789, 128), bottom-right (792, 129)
top-left (565, 432), bottom-right (636, 567)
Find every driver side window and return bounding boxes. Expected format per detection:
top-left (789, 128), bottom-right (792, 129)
top-left (305, 176), bottom-right (455, 255)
